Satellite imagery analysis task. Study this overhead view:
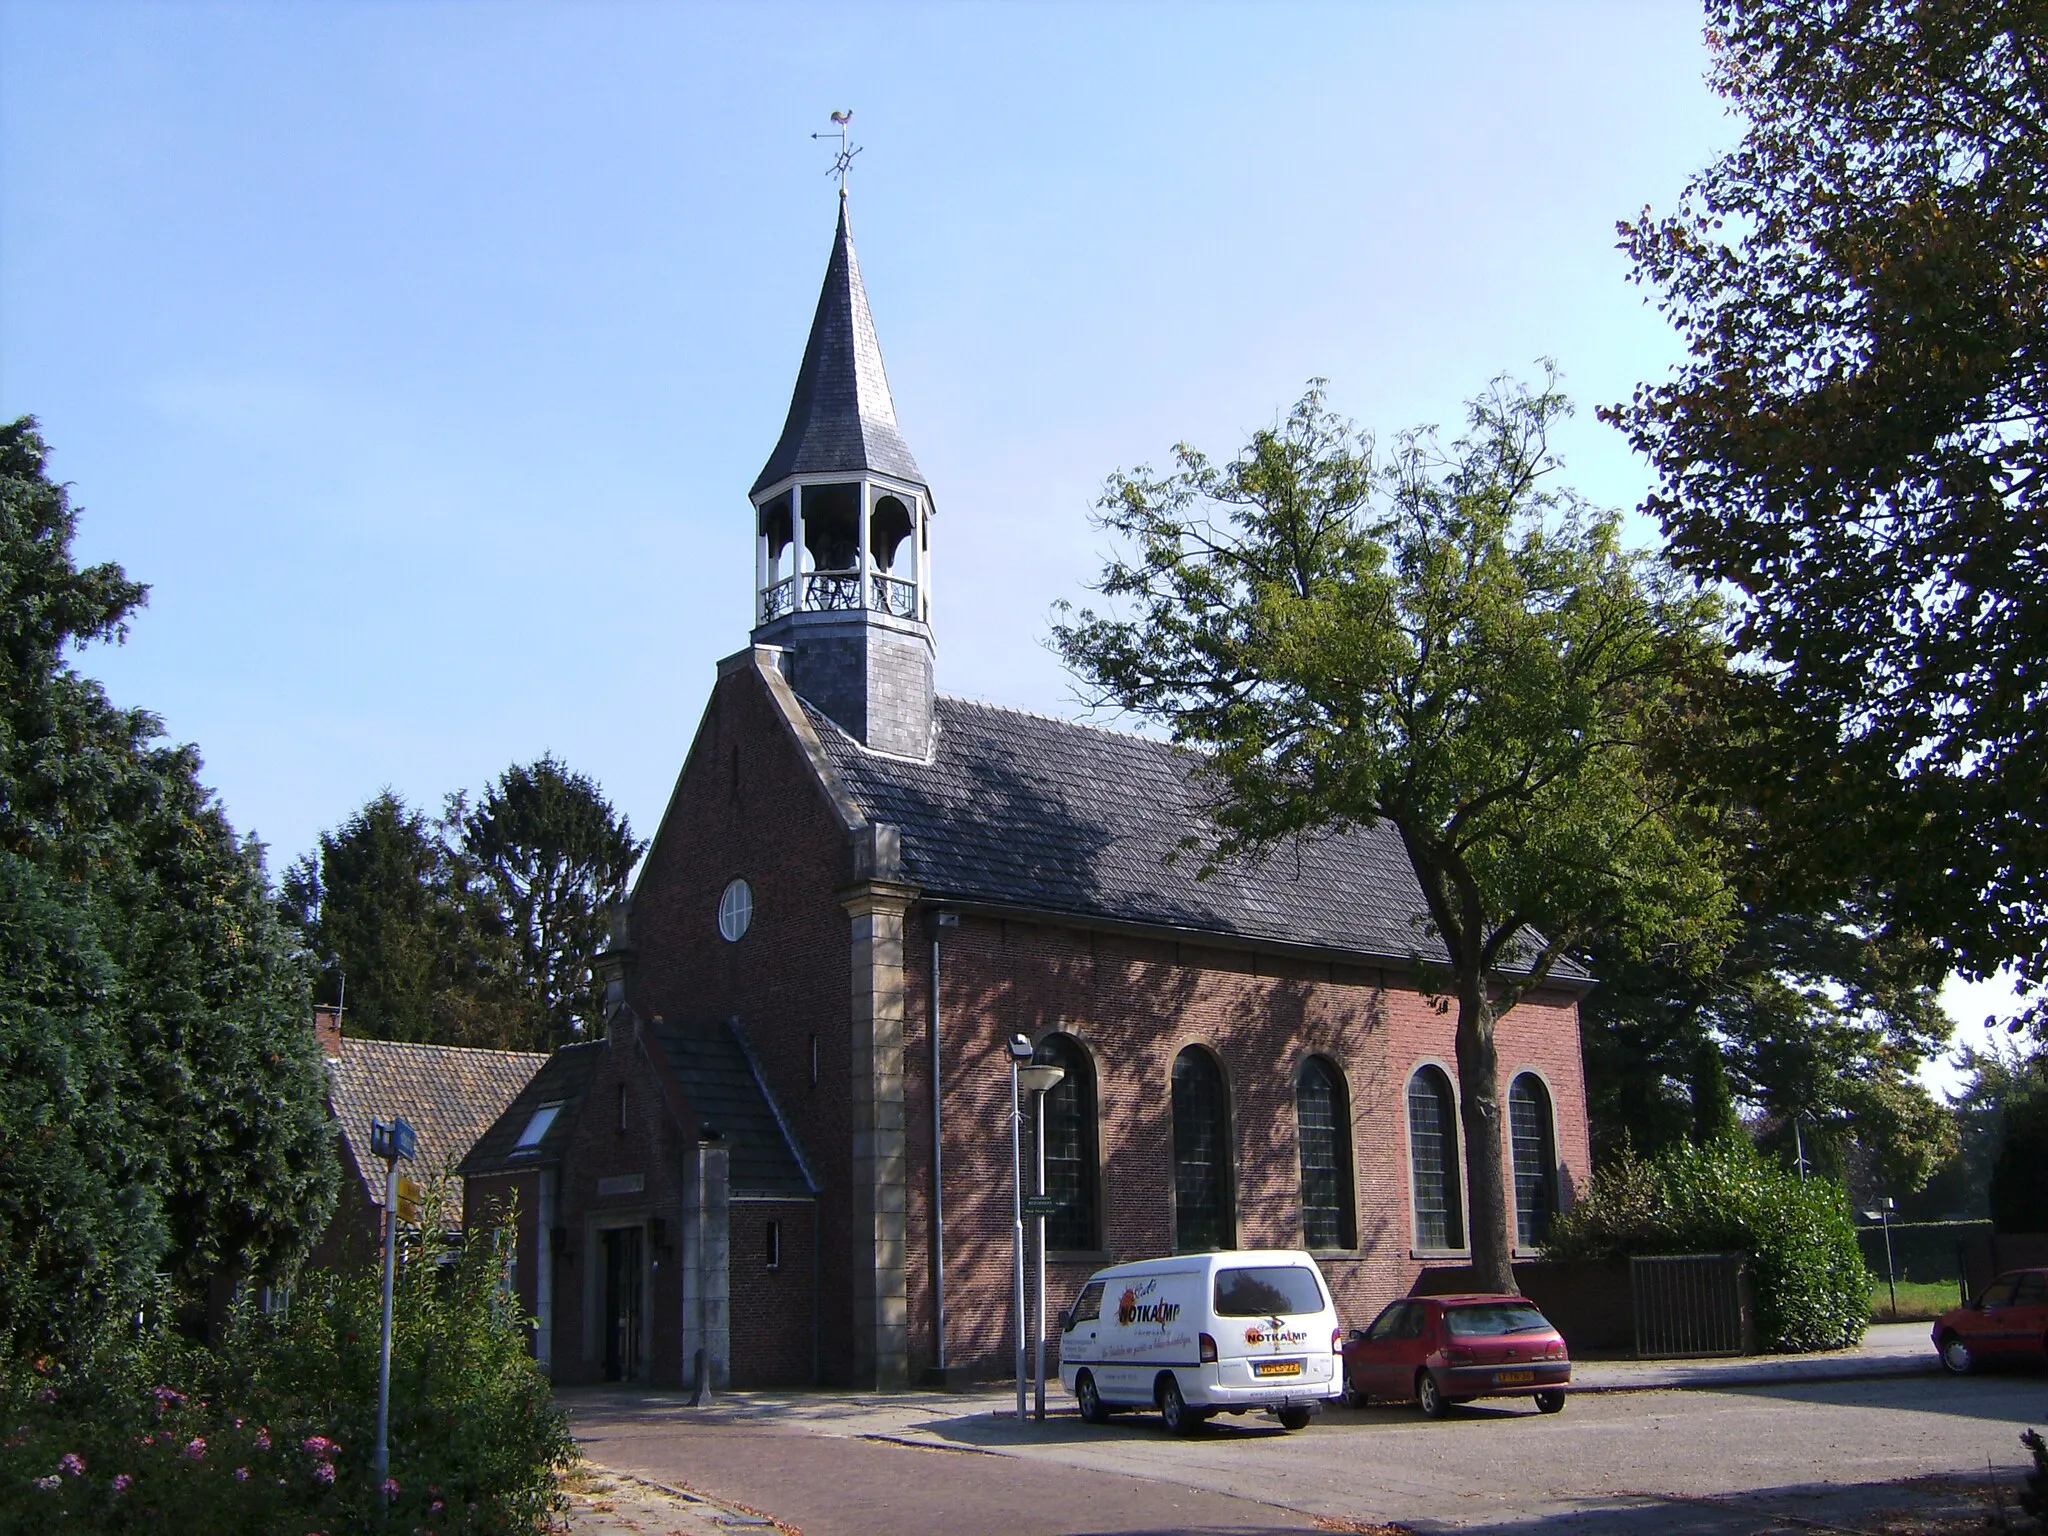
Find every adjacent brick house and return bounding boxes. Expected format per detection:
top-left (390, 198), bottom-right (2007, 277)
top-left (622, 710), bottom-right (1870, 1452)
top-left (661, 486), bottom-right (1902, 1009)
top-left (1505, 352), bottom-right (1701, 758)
top-left (465, 192), bottom-right (1593, 1392)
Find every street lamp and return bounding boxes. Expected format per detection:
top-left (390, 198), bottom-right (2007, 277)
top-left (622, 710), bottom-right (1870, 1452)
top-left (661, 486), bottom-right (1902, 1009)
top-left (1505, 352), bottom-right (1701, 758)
top-left (1005, 1034), bottom-right (1034, 1423)
top-left (1018, 1057), bottom-right (1065, 1422)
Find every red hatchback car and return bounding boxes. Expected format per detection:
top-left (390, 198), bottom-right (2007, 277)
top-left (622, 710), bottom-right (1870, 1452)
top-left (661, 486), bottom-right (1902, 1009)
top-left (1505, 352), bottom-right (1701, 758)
top-left (1931, 1268), bottom-right (2048, 1374)
top-left (1342, 1294), bottom-right (1571, 1417)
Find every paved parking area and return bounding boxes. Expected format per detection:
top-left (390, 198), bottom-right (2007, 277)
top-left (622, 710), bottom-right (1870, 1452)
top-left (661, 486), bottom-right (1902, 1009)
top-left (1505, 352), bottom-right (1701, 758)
top-left (564, 1364), bottom-right (2048, 1535)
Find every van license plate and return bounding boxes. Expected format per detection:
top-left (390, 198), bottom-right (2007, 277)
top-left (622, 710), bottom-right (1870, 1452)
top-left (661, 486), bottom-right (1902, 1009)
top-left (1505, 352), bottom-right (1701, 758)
top-left (1494, 1370), bottom-right (1534, 1385)
top-left (1254, 1359), bottom-right (1303, 1378)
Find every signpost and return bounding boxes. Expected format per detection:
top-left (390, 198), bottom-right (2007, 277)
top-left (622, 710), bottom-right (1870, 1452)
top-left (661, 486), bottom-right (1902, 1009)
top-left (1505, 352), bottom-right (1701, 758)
top-left (1022, 1196), bottom-right (1061, 1219)
top-left (369, 1115), bottom-right (415, 1498)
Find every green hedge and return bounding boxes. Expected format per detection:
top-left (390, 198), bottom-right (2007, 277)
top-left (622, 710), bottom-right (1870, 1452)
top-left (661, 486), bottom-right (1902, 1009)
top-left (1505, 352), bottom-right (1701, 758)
top-left (1546, 1136), bottom-right (1871, 1353)
top-left (0, 1212), bottom-right (573, 1535)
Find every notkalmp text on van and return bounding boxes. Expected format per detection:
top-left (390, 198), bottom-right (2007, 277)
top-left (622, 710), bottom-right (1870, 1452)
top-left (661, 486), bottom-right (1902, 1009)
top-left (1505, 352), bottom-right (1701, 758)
top-left (1057, 1250), bottom-right (1343, 1434)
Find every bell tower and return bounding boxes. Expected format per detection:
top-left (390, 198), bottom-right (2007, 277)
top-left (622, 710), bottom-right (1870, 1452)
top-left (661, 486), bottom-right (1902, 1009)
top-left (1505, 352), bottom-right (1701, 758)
top-left (750, 194), bottom-right (934, 759)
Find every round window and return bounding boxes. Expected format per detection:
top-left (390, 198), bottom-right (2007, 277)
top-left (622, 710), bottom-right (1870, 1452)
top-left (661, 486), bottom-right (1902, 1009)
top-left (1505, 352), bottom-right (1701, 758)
top-left (717, 878), bottom-right (753, 942)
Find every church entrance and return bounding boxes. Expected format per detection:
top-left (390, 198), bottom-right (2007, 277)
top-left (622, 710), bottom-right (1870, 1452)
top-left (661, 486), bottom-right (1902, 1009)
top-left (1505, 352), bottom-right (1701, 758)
top-left (601, 1225), bottom-right (644, 1382)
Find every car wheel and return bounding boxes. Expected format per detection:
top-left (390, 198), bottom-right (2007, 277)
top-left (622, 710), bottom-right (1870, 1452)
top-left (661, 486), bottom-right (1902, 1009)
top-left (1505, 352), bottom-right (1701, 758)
top-left (1534, 1389), bottom-right (1566, 1415)
top-left (1341, 1375), bottom-right (1367, 1410)
top-left (1276, 1406), bottom-right (1313, 1432)
top-left (1938, 1332), bottom-right (1974, 1375)
top-left (1076, 1370), bottom-right (1112, 1425)
top-left (1160, 1376), bottom-right (1203, 1436)
top-left (1416, 1370), bottom-right (1450, 1419)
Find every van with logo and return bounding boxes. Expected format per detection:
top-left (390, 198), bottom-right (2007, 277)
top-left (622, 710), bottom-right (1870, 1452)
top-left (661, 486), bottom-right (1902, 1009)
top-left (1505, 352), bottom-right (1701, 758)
top-left (1056, 1250), bottom-right (1342, 1434)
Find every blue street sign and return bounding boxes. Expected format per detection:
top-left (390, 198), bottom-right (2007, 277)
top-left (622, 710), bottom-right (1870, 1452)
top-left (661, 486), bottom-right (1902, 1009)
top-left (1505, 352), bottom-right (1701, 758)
top-left (369, 1116), bottom-right (417, 1163)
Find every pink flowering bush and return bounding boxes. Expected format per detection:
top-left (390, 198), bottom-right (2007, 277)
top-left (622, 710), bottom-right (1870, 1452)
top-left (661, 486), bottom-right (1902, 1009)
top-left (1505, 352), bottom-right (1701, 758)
top-left (0, 1212), bottom-right (570, 1535)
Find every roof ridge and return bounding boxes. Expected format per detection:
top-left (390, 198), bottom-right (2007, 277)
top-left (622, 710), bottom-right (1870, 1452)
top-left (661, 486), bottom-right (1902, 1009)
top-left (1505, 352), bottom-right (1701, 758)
top-left (342, 1037), bottom-right (550, 1064)
top-left (935, 692), bottom-right (1184, 749)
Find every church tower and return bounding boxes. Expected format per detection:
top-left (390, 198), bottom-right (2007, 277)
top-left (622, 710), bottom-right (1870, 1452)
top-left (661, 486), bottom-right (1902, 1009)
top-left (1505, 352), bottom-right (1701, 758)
top-left (750, 195), bottom-right (934, 759)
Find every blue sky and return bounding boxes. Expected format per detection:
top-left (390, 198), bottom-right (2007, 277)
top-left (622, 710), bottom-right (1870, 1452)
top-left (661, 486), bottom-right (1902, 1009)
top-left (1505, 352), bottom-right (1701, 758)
top-left (0, 1), bottom-right (2014, 1080)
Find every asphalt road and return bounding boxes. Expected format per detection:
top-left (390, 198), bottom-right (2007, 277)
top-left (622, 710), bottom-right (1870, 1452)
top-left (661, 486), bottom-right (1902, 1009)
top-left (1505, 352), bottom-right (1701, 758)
top-left (566, 1370), bottom-right (2048, 1536)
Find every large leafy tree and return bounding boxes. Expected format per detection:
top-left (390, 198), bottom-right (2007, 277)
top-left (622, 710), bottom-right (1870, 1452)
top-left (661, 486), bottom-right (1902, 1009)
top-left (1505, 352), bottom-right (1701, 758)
top-left (285, 757), bottom-right (641, 1051)
top-left (282, 794), bottom-right (539, 1050)
top-left (1584, 889), bottom-right (1955, 1193)
top-left (459, 754), bottom-right (643, 1042)
top-left (1610, 0), bottom-right (2048, 993)
top-left (1054, 376), bottom-right (1731, 1291)
top-left (0, 418), bottom-right (335, 1352)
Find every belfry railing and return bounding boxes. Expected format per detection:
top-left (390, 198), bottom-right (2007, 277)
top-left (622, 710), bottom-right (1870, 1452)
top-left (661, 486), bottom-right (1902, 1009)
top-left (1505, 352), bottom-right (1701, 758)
top-left (759, 571), bottom-right (919, 624)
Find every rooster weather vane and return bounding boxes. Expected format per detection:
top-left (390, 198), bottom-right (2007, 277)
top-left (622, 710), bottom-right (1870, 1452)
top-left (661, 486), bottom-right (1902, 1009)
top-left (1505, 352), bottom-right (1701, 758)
top-left (813, 109), bottom-right (862, 193)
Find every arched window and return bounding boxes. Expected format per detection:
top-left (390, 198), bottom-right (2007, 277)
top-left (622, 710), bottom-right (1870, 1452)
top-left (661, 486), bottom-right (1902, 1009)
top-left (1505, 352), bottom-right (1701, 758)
top-left (1509, 1073), bottom-right (1558, 1249)
top-left (1407, 1065), bottom-right (1464, 1250)
top-left (1171, 1046), bottom-right (1233, 1252)
top-left (1296, 1057), bottom-right (1356, 1250)
top-left (1032, 1035), bottom-right (1099, 1252)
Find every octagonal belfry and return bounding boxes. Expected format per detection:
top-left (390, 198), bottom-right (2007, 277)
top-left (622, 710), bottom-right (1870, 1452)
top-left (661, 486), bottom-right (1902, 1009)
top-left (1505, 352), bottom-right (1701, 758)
top-left (750, 194), bottom-right (934, 760)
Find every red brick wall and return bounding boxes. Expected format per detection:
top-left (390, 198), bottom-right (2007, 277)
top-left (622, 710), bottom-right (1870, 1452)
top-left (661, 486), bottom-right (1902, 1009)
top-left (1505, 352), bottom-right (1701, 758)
top-left (306, 1135), bottom-right (385, 1274)
top-left (901, 913), bottom-right (1590, 1378)
top-left (729, 1198), bottom-right (818, 1387)
top-left (623, 660), bottom-right (1591, 1387)
top-left (626, 661), bottom-right (855, 1381)
top-left (464, 1170), bottom-right (542, 1342)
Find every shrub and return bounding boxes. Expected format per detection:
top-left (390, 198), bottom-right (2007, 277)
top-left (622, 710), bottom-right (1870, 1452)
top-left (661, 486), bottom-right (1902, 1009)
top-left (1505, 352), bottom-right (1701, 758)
top-left (0, 1209), bottom-right (572, 1535)
top-left (1546, 1135), bottom-right (1871, 1353)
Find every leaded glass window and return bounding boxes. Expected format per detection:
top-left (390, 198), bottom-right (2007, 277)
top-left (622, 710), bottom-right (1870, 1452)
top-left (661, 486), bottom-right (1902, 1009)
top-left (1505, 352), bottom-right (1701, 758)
top-left (1296, 1057), bottom-right (1355, 1249)
top-left (1172, 1047), bottom-right (1233, 1252)
top-left (1407, 1066), bottom-right (1464, 1250)
top-left (1032, 1035), bottom-right (1099, 1252)
top-left (1509, 1073), bottom-right (1557, 1249)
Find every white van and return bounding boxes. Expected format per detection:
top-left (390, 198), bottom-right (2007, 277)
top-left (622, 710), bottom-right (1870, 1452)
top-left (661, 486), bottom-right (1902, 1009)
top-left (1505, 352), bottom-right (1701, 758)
top-left (1056, 1250), bottom-right (1342, 1434)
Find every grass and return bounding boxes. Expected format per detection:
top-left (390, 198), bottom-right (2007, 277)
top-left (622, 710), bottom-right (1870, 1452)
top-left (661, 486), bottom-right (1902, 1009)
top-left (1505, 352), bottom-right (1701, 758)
top-left (1868, 1277), bottom-right (1964, 1323)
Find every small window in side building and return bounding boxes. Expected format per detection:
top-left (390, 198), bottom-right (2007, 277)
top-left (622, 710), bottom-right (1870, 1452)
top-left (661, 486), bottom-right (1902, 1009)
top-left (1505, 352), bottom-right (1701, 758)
top-left (513, 1101), bottom-right (564, 1151)
top-left (810, 1033), bottom-right (819, 1089)
top-left (764, 1220), bottom-right (781, 1270)
top-left (617, 1083), bottom-right (627, 1134)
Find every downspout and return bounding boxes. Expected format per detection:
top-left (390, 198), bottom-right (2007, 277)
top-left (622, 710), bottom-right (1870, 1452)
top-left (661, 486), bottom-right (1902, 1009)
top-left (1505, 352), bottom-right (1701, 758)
top-left (930, 911), bottom-right (957, 1372)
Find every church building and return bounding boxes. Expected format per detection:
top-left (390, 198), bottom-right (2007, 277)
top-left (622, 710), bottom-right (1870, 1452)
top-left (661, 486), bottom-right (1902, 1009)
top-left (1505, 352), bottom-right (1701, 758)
top-left (463, 193), bottom-right (1593, 1391)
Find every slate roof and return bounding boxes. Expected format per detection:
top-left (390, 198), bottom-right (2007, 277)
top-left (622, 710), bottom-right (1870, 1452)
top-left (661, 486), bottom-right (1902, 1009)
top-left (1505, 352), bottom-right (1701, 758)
top-left (458, 1026), bottom-right (815, 1200)
top-left (807, 694), bottom-right (1591, 983)
top-left (751, 196), bottom-right (927, 498)
top-left (328, 1038), bottom-right (548, 1214)
top-left (459, 1040), bottom-right (604, 1176)
top-left (648, 1018), bottom-right (816, 1199)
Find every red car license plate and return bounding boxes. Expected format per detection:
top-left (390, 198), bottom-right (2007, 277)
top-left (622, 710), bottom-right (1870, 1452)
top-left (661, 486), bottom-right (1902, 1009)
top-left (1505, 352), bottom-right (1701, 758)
top-left (1494, 1370), bottom-right (1534, 1385)
top-left (1254, 1359), bottom-right (1304, 1378)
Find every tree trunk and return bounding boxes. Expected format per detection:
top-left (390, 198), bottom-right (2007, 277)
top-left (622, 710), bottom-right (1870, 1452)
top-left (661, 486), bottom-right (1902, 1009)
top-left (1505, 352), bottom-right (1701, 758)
top-left (1454, 984), bottom-right (1514, 1294)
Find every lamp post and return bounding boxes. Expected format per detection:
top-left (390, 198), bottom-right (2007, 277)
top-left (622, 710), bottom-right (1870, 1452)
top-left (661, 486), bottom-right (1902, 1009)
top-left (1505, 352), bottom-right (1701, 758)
top-left (1018, 1059), bottom-right (1066, 1422)
top-left (1863, 1196), bottom-right (1898, 1319)
top-left (367, 1114), bottom-right (416, 1497)
top-left (1004, 1034), bottom-right (1034, 1423)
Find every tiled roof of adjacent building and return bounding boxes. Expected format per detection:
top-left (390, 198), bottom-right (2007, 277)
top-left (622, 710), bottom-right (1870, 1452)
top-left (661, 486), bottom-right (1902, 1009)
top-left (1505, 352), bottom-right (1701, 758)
top-left (807, 694), bottom-right (1591, 983)
top-left (328, 1037), bottom-right (549, 1214)
top-left (459, 1040), bottom-right (604, 1176)
top-left (751, 196), bottom-right (927, 497)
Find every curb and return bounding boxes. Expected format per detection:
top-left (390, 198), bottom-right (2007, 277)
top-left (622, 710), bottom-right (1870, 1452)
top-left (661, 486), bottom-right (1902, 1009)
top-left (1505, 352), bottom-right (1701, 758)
top-left (1566, 1355), bottom-right (1939, 1394)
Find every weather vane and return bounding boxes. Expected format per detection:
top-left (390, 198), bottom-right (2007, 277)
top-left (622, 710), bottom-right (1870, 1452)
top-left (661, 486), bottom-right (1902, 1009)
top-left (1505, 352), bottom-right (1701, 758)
top-left (812, 109), bottom-right (861, 193)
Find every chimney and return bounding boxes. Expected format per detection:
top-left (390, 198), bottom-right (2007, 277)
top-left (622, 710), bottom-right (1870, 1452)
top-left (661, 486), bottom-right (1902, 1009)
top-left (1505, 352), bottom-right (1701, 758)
top-left (312, 1004), bottom-right (343, 1061)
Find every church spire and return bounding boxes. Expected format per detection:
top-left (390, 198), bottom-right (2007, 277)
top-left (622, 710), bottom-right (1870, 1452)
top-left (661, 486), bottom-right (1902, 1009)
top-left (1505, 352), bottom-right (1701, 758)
top-left (749, 192), bottom-right (936, 760)
top-left (751, 197), bottom-right (928, 499)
